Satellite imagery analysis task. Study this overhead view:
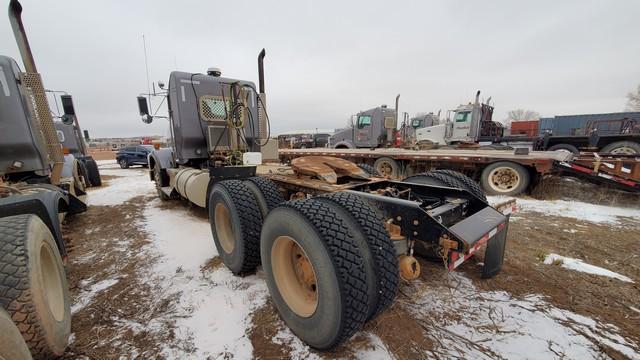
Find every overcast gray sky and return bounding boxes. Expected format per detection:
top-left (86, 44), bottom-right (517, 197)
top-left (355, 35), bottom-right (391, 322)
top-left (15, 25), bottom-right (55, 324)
top-left (2, 0), bottom-right (639, 138)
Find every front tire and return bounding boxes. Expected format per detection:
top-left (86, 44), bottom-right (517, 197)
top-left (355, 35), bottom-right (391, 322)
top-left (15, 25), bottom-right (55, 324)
top-left (85, 158), bottom-right (102, 186)
top-left (261, 200), bottom-right (369, 350)
top-left (208, 180), bottom-right (262, 274)
top-left (0, 214), bottom-right (71, 358)
top-left (118, 158), bottom-right (129, 169)
top-left (153, 164), bottom-right (170, 201)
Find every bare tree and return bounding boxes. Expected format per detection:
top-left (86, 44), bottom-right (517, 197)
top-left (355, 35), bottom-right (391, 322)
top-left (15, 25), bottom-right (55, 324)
top-left (626, 84), bottom-right (640, 111)
top-left (502, 109), bottom-right (540, 127)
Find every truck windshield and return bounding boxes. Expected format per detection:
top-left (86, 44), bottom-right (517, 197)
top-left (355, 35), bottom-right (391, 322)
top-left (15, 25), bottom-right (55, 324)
top-left (455, 111), bottom-right (471, 123)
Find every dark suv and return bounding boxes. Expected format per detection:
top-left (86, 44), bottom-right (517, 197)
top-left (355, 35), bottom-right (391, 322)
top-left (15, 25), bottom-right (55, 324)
top-left (115, 145), bottom-right (154, 168)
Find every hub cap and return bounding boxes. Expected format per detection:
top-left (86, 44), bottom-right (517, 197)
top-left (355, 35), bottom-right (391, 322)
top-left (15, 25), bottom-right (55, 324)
top-left (488, 166), bottom-right (520, 193)
top-left (610, 146), bottom-right (637, 155)
top-left (271, 236), bottom-right (318, 317)
top-left (214, 203), bottom-right (235, 253)
top-left (40, 243), bottom-right (65, 321)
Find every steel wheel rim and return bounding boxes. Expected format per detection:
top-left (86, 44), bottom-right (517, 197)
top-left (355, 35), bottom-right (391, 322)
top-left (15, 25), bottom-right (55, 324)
top-left (488, 166), bottom-right (520, 193)
top-left (377, 161), bottom-right (394, 177)
top-left (214, 203), bottom-right (235, 253)
top-left (271, 236), bottom-right (318, 318)
top-left (40, 243), bottom-right (65, 321)
top-left (610, 147), bottom-right (636, 155)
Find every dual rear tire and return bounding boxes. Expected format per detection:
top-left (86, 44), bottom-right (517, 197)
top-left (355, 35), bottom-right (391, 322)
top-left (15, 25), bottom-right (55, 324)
top-left (208, 177), bottom-right (399, 350)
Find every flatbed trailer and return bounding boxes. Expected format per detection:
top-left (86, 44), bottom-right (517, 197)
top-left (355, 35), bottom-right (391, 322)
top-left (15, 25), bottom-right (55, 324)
top-left (279, 148), bottom-right (573, 196)
top-left (554, 153), bottom-right (640, 192)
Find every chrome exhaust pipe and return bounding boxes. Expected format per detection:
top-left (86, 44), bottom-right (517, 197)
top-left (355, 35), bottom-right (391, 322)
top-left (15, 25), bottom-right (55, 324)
top-left (257, 49), bottom-right (267, 141)
top-left (9, 0), bottom-right (37, 73)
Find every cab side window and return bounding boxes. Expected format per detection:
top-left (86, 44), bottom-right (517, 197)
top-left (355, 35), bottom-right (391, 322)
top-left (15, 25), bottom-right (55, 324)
top-left (357, 115), bottom-right (372, 128)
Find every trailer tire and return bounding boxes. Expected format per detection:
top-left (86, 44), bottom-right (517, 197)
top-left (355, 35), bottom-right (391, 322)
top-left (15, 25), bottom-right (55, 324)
top-left (244, 177), bottom-right (285, 219)
top-left (0, 308), bottom-right (32, 360)
top-left (601, 141), bottom-right (640, 155)
top-left (316, 192), bottom-right (398, 321)
top-left (208, 180), bottom-right (262, 274)
top-left (0, 214), bottom-right (71, 359)
top-left (430, 170), bottom-right (487, 201)
top-left (261, 200), bottom-right (368, 350)
top-left (374, 157), bottom-right (400, 178)
top-left (480, 161), bottom-right (530, 196)
top-left (548, 143), bottom-right (579, 155)
top-left (356, 163), bottom-right (380, 177)
top-left (85, 158), bottom-right (102, 187)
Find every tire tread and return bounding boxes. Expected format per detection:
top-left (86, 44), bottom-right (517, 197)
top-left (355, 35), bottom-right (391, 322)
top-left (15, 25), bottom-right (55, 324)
top-left (317, 192), bottom-right (399, 321)
top-left (279, 199), bottom-right (369, 348)
top-left (217, 180), bottom-right (263, 274)
top-left (0, 215), bottom-right (56, 358)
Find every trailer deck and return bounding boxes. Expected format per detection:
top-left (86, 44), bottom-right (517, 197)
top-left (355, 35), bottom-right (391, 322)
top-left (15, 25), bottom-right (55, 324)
top-left (279, 147), bottom-right (572, 173)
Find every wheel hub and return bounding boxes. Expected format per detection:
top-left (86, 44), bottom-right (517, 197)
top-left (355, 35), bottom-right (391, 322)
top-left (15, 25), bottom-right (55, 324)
top-left (40, 243), bottom-right (65, 322)
top-left (214, 203), bottom-right (235, 253)
top-left (379, 162), bottom-right (392, 176)
top-left (610, 147), bottom-right (636, 155)
top-left (489, 167), bottom-right (520, 192)
top-left (272, 236), bottom-right (318, 317)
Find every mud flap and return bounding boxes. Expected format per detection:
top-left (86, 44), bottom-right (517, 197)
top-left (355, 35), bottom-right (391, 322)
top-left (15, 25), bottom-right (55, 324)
top-left (482, 221), bottom-right (508, 278)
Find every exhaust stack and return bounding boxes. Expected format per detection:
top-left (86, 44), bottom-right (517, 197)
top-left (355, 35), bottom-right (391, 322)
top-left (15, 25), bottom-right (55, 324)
top-left (390, 94), bottom-right (400, 145)
top-left (257, 49), bottom-right (267, 141)
top-left (9, 0), bottom-right (37, 73)
top-left (8, 0), bottom-right (64, 183)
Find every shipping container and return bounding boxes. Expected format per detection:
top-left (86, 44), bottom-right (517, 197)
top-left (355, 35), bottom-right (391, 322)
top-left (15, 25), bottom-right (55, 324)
top-left (510, 120), bottom-right (539, 137)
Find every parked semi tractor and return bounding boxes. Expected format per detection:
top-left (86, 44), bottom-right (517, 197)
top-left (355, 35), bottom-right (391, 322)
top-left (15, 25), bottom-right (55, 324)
top-left (1, 1), bottom-right (87, 358)
top-left (138, 50), bottom-right (515, 349)
top-left (330, 95), bottom-right (400, 149)
top-left (52, 93), bottom-right (102, 186)
top-left (416, 92), bottom-right (640, 155)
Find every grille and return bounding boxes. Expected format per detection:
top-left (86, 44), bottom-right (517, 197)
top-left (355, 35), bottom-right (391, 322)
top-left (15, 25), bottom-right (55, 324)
top-left (199, 95), bottom-right (246, 126)
top-left (200, 96), bottom-right (229, 120)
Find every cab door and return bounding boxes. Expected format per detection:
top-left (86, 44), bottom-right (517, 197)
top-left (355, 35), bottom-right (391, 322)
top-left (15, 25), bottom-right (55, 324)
top-left (354, 114), bottom-right (374, 147)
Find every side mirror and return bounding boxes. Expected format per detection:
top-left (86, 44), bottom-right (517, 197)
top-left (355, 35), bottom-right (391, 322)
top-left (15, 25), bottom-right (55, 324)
top-left (137, 96), bottom-right (153, 124)
top-left (60, 95), bottom-right (76, 125)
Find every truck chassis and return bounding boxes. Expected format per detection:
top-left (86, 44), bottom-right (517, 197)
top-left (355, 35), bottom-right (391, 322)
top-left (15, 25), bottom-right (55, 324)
top-left (159, 155), bottom-right (514, 350)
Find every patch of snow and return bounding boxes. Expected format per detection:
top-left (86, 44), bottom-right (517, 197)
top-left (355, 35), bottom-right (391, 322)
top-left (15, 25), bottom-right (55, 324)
top-left (544, 253), bottom-right (634, 283)
top-left (87, 167), bottom-right (152, 206)
top-left (356, 332), bottom-right (396, 359)
top-left (144, 202), bottom-right (213, 272)
top-left (71, 278), bottom-right (119, 314)
top-left (488, 196), bottom-right (640, 226)
top-left (96, 159), bottom-right (117, 166)
top-left (408, 273), bottom-right (639, 359)
top-left (272, 328), bottom-right (322, 360)
top-left (143, 200), bottom-right (269, 359)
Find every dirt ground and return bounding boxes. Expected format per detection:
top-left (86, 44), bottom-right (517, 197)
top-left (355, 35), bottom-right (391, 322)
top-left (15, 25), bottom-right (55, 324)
top-left (88, 150), bottom-right (116, 161)
top-left (60, 163), bottom-right (640, 359)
